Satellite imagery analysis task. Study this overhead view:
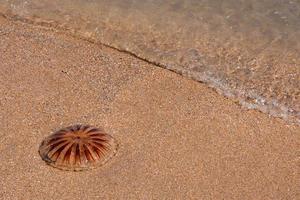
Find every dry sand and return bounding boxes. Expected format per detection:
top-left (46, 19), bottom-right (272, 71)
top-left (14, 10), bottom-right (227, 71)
top-left (0, 16), bottom-right (299, 200)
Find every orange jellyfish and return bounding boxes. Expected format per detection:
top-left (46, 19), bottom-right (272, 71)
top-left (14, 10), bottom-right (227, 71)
top-left (39, 125), bottom-right (118, 171)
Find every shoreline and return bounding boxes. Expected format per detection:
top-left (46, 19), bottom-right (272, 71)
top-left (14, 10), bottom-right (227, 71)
top-left (1, 0), bottom-right (299, 124)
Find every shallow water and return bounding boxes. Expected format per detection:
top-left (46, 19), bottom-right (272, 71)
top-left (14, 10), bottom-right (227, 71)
top-left (1, 0), bottom-right (299, 123)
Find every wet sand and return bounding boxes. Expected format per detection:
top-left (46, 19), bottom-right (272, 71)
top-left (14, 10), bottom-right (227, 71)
top-left (0, 16), bottom-right (299, 200)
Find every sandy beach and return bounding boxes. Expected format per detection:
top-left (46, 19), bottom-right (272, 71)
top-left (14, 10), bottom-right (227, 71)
top-left (0, 16), bottom-right (299, 200)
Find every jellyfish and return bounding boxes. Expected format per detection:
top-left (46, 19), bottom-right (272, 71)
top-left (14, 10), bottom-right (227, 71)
top-left (39, 125), bottom-right (118, 171)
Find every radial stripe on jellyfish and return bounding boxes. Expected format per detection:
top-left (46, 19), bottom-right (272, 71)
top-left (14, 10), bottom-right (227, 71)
top-left (39, 125), bottom-right (118, 171)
